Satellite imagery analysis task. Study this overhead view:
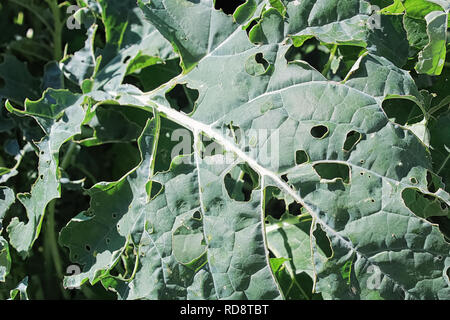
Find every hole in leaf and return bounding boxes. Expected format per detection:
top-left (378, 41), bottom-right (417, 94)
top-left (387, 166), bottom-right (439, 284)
top-left (266, 197), bottom-right (286, 220)
top-left (281, 174), bottom-right (288, 183)
top-left (124, 58), bottom-right (182, 92)
top-left (343, 131), bottom-right (362, 152)
top-left (199, 135), bottom-right (224, 159)
top-left (402, 188), bottom-right (448, 219)
top-left (214, 0), bottom-right (245, 15)
top-left (289, 38), bottom-right (330, 73)
top-left (226, 122), bottom-right (242, 144)
top-left (192, 210), bottom-right (202, 220)
top-left (295, 150), bottom-right (309, 165)
top-left (382, 99), bottom-right (423, 125)
top-left (245, 52), bottom-right (270, 76)
top-left (284, 45), bottom-right (303, 63)
top-left (40, 174), bottom-right (44, 179)
top-left (224, 164), bottom-right (259, 202)
top-left (313, 224), bottom-right (332, 258)
top-left (106, 238), bottom-right (110, 244)
top-left (148, 181), bottom-right (162, 200)
top-left (165, 83), bottom-right (199, 114)
top-left (123, 56), bottom-right (131, 64)
top-left (245, 19), bottom-right (259, 36)
top-left (310, 125), bottom-right (329, 139)
top-left (85, 244), bottom-right (91, 252)
top-left (112, 213), bottom-right (117, 219)
top-left (288, 201), bottom-right (303, 216)
top-left (313, 163), bottom-right (350, 184)
top-left (6, 99), bottom-right (25, 111)
top-left (255, 53), bottom-right (269, 69)
top-left (410, 177), bottom-right (418, 184)
top-left (293, 272), bottom-right (323, 300)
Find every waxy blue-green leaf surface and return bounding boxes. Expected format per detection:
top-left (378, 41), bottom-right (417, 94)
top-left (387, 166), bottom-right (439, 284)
top-left (56, 0), bottom-right (450, 300)
top-left (1, 0), bottom-right (449, 300)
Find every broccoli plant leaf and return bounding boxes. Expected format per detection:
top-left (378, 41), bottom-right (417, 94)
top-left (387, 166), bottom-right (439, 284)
top-left (60, 116), bottom-right (160, 289)
top-left (56, 0), bottom-right (450, 300)
top-left (133, 0), bottom-right (450, 299)
top-left (5, 90), bottom-right (88, 258)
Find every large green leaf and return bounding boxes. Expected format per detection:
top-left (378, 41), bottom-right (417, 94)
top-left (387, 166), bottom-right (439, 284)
top-left (5, 90), bottom-right (88, 257)
top-left (57, 0), bottom-right (450, 300)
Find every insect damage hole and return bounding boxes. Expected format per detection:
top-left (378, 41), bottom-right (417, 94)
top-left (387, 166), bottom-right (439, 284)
top-left (123, 55), bottom-right (131, 64)
top-left (224, 164), bottom-right (259, 202)
top-left (192, 210), bottom-right (202, 220)
top-left (165, 83), bottom-right (199, 114)
top-left (288, 201), bottom-right (303, 216)
top-left (295, 150), bottom-right (309, 165)
top-left (214, 0), bottom-right (245, 15)
top-left (343, 131), bottom-right (362, 152)
top-left (310, 125), bottom-right (329, 139)
top-left (264, 187), bottom-right (286, 220)
top-left (147, 180), bottom-right (163, 200)
top-left (313, 224), bottom-right (333, 258)
top-left (426, 171), bottom-right (438, 193)
top-left (402, 188), bottom-right (448, 218)
top-left (245, 53), bottom-right (270, 76)
top-left (313, 163), bottom-right (350, 184)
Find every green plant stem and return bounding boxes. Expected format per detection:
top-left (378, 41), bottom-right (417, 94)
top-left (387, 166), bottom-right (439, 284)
top-left (45, 0), bottom-right (63, 60)
top-left (322, 44), bottom-right (338, 77)
top-left (44, 141), bottom-right (77, 299)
